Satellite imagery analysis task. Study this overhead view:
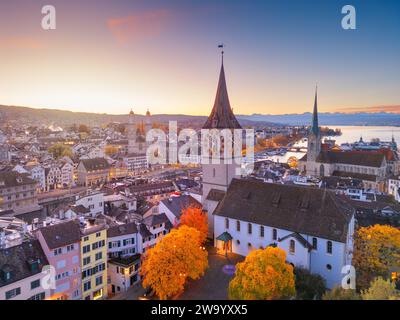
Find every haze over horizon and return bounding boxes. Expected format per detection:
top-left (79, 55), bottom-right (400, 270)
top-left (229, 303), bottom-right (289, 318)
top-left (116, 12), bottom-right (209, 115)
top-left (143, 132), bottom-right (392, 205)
top-left (1, 0), bottom-right (399, 116)
top-left (2, 103), bottom-right (400, 117)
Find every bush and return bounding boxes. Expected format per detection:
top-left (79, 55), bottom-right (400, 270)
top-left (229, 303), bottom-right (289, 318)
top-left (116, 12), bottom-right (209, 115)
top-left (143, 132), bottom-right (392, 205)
top-left (322, 286), bottom-right (361, 300)
top-left (294, 268), bottom-right (326, 300)
top-left (361, 277), bottom-right (400, 300)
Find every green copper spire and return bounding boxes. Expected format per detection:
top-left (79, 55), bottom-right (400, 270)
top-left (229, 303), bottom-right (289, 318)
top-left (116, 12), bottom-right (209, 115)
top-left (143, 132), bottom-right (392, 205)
top-left (311, 85), bottom-right (319, 136)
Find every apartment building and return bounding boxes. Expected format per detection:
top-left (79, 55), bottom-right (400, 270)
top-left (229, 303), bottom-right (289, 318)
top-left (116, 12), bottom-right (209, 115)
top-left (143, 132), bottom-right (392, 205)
top-left (0, 240), bottom-right (50, 300)
top-left (77, 158), bottom-right (110, 187)
top-left (36, 221), bottom-right (82, 300)
top-left (79, 219), bottom-right (108, 300)
top-left (0, 171), bottom-right (39, 215)
top-left (75, 191), bottom-right (104, 217)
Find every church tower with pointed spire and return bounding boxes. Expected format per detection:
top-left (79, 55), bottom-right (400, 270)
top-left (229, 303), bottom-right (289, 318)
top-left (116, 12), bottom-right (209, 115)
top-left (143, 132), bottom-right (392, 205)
top-left (307, 87), bottom-right (321, 162)
top-left (202, 50), bottom-right (242, 238)
top-left (127, 109), bottom-right (137, 154)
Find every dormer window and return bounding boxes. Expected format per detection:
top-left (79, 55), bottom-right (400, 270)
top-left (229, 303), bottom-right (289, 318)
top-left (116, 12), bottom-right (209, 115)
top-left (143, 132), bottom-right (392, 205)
top-left (1, 266), bottom-right (13, 282)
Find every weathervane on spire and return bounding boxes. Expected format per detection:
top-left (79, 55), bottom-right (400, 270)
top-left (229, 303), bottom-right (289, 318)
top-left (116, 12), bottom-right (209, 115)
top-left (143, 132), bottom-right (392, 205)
top-left (218, 43), bottom-right (225, 64)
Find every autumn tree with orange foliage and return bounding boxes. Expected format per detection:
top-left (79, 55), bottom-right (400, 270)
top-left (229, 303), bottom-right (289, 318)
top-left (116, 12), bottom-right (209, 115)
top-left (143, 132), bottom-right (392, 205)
top-left (228, 247), bottom-right (296, 300)
top-left (353, 224), bottom-right (400, 290)
top-left (105, 145), bottom-right (119, 156)
top-left (180, 207), bottom-right (208, 244)
top-left (140, 225), bottom-right (208, 300)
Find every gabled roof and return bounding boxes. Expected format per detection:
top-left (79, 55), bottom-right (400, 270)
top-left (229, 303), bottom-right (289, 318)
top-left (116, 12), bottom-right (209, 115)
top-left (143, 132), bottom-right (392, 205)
top-left (316, 151), bottom-right (385, 168)
top-left (278, 232), bottom-right (313, 251)
top-left (214, 179), bottom-right (354, 243)
top-left (107, 222), bottom-right (138, 238)
top-left (332, 171), bottom-right (377, 182)
top-left (206, 189), bottom-right (226, 202)
top-left (80, 158), bottom-right (110, 171)
top-left (39, 220), bottom-right (81, 249)
top-left (160, 195), bottom-right (202, 219)
top-left (216, 231), bottom-right (233, 242)
top-left (142, 213), bottom-right (172, 229)
top-left (0, 240), bottom-right (49, 288)
top-left (70, 205), bottom-right (91, 215)
top-left (138, 223), bottom-right (152, 238)
top-left (202, 61), bottom-right (241, 130)
top-left (0, 171), bottom-right (36, 189)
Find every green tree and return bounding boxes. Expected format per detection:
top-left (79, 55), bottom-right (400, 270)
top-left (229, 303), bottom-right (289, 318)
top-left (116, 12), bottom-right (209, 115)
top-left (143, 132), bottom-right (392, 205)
top-left (48, 143), bottom-right (73, 159)
top-left (361, 277), bottom-right (400, 300)
top-left (322, 287), bottom-right (361, 300)
top-left (294, 268), bottom-right (326, 300)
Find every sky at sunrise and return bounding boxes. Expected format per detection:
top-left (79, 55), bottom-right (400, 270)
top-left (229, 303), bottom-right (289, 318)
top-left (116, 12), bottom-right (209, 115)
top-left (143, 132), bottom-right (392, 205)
top-left (0, 0), bottom-right (399, 116)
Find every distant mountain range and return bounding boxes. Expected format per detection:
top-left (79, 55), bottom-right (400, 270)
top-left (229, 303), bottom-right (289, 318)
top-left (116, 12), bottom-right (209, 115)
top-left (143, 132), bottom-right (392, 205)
top-left (1, 104), bottom-right (400, 128)
top-left (238, 112), bottom-right (400, 126)
top-left (0, 105), bottom-right (275, 129)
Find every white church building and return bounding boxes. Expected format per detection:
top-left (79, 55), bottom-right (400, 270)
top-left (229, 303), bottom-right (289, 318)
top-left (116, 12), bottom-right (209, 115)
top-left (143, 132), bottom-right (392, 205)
top-left (201, 54), bottom-right (355, 289)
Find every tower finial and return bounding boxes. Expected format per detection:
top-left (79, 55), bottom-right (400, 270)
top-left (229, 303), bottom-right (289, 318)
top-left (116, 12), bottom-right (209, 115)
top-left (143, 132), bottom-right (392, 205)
top-left (218, 43), bottom-right (224, 65)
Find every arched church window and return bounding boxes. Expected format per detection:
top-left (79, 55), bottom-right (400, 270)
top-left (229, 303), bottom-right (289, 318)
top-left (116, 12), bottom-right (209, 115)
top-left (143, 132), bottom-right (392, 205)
top-left (272, 228), bottom-right (277, 241)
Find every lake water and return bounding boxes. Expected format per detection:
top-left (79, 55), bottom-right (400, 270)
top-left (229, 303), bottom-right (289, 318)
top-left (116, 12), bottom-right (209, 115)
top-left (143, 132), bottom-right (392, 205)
top-left (266, 126), bottom-right (400, 163)
top-left (327, 126), bottom-right (400, 145)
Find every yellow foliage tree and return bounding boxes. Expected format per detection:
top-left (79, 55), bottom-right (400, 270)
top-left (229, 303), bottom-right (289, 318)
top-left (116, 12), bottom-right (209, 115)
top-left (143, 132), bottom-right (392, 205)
top-left (180, 207), bottom-right (208, 244)
top-left (228, 247), bottom-right (296, 300)
top-left (48, 143), bottom-right (73, 159)
top-left (105, 145), bottom-right (119, 156)
top-left (140, 225), bottom-right (208, 300)
top-left (353, 224), bottom-right (400, 290)
top-left (287, 156), bottom-right (298, 168)
top-left (361, 277), bottom-right (400, 300)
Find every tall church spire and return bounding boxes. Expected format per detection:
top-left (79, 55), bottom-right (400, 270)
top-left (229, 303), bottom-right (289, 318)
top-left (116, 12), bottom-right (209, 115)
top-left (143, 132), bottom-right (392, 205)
top-left (311, 85), bottom-right (319, 136)
top-left (202, 49), bottom-right (242, 129)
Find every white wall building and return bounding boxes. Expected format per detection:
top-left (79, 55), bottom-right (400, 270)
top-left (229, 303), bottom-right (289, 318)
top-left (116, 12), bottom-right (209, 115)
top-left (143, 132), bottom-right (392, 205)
top-left (75, 191), bottom-right (104, 217)
top-left (388, 176), bottom-right (400, 202)
top-left (213, 179), bottom-right (355, 289)
top-left (60, 162), bottom-right (75, 188)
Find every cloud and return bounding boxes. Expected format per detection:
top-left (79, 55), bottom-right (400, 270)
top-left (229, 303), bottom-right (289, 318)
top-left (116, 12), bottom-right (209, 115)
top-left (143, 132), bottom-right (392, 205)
top-left (107, 9), bottom-right (171, 44)
top-left (0, 36), bottom-right (44, 49)
top-left (335, 105), bottom-right (400, 114)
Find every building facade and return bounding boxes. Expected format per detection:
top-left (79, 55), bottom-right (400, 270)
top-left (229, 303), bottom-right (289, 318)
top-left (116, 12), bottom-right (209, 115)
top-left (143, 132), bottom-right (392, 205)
top-left (299, 89), bottom-right (388, 192)
top-left (79, 220), bottom-right (108, 300)
top-left (213, 179), bottom-right (355, 289)
top-left (36, 220), bottom-right (82, 300)
top-left (0, 240), bottom-right (50, 300)
top-left (77, 158), bottom-right (110, 187)
top-left (0, 171), bottom-right (39, 215)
